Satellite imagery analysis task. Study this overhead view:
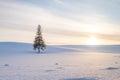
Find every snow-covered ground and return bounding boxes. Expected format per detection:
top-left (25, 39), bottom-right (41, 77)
top-left (0, 42), bottom-right (120, 80)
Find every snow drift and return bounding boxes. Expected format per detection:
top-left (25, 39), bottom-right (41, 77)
top-left (0, 42), bottom-right (120, 80)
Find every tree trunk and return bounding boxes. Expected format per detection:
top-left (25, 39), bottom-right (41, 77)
top-left (38, 48), bottom-right (40, 53)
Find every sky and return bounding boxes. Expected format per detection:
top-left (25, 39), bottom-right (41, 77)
top-left (0, 0), bottom-right (120, 45)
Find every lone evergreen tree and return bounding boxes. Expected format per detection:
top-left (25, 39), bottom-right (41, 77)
top-left (33, 25), bottom-right (46, 53)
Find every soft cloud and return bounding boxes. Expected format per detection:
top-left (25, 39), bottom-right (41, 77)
top-left (0, 0), bottom-right (120, 44)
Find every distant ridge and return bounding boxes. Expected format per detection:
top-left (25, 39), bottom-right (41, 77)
top-left (0, 42), bottom-right (31, 44)
top-left (0, 42), bottom-right (120, 46)
top-left (0, 42), bottom-right (120, 54)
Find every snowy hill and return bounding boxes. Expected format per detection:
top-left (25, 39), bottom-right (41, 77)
top-left (0, 42), bottom-right (120, 80)
top-left (0, 42), bottom-right (120, 54)
top-left (0, 42), bottom-right (80, 55)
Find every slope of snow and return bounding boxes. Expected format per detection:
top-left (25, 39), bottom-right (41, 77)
top-left (0, 42), bottom-right (120, 80)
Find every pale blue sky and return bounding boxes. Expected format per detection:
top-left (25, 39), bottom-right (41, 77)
top-left (0, 0), bottom-right (120, 45)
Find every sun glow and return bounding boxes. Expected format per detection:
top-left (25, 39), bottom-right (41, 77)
top-left (86, 36), bottom-right (101, 45)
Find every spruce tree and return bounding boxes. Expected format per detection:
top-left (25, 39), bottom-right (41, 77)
top-left (33, 25), bottom-right (46, 53)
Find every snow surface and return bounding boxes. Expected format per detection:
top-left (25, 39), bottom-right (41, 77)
top-left (0, 42), bottom-right (120, 80)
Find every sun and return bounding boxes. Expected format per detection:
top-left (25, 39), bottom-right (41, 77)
top-left (86, 36), bottom-right (101, 45)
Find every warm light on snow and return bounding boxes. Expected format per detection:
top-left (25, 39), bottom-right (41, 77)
top-left (86, 36), bottom-right (101, 45)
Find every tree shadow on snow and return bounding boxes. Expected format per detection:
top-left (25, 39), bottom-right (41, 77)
top-left (57, 45), bottom-right (120, 54)
top-left (61, 77), bottom-right (96, 80)
top-left (44, 45), bottom-right (80, 54)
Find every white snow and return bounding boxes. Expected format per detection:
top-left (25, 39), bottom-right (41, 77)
top-left (0, 42), bottom-right (120, 80)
